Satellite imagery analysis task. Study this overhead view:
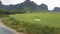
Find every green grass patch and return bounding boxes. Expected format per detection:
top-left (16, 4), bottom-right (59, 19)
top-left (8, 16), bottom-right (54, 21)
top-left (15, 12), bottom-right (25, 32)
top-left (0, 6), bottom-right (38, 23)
top-left (2, 12), bottom-right (60, 34)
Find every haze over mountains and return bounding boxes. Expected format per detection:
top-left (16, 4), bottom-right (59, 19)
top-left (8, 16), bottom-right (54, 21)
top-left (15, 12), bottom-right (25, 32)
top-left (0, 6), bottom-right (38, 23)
top-left (0, 0), bottom-right (60, 12)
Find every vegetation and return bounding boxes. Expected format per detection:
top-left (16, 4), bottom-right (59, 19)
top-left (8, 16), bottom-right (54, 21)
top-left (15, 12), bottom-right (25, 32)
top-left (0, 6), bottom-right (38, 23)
top-left (0, 0), bottom-right (60, 34)
top-left (0, 10), bottom-right (9, 18)
top-left (2, 12), bottom-right (60, 34)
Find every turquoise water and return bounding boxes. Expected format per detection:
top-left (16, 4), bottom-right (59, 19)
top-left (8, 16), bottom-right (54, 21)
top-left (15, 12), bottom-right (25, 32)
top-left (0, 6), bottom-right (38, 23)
top-left (0, 26), bottom-right (16, 34)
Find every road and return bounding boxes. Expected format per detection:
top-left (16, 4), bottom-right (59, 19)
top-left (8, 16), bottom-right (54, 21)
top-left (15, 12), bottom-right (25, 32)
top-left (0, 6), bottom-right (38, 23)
top-left (0, 19), bottom-right (25, 34)
top-left (0, 23), bottom-right (18, 34)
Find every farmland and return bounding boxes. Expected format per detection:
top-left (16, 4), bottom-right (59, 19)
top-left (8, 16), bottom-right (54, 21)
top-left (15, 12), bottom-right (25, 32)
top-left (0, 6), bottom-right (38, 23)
top-left (2, 12), bottom-right (60, 34)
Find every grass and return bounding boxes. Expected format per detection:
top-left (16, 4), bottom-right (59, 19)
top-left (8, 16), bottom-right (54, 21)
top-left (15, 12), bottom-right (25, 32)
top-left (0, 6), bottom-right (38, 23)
top-left (2, 12), bottom-right (60, 34)
top-left (10, 12), bottom-right (60, 27)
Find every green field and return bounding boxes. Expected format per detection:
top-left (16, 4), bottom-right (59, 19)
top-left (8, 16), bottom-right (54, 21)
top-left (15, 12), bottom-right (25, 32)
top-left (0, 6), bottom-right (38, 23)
top-left (2, 12), bottom-right (60, 34)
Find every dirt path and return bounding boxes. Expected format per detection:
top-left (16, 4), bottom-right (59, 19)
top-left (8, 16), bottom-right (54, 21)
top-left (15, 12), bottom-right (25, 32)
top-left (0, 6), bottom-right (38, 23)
top-left (0, 19), bottom-right (25, 34)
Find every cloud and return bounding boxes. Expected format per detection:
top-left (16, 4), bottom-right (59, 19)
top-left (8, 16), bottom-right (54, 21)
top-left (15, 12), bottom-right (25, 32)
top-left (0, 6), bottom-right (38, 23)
top-left (31, 0), bottom-right (60, 10)
top-left (1, 0), bottom-right (25, 5)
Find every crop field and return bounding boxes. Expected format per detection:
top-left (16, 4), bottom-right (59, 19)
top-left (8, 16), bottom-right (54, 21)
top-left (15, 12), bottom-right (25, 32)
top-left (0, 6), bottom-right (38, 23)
top-left (2, 12), bottom-right (60, 34)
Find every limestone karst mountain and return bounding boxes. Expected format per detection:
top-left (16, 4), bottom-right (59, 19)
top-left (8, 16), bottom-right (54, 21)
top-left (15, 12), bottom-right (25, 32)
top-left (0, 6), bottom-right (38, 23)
top-left (0, 0), bottom-right (48, 12)
top-left (53, 7), bottom-right (60, 11)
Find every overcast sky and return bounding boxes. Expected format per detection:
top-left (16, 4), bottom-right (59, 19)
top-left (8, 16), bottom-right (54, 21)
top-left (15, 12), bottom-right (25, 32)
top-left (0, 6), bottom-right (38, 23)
top-left (1, 0), bottom-right (60, 10)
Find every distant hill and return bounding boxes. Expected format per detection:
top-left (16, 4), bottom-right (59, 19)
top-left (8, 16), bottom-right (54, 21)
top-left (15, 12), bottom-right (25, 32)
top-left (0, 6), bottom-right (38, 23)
top-left (38, 4), bottom-right (48, 11)
top-left (0, 0), bottom-right (48, 12)
top-left (53, 7), bottom-right (60, 11)
top-left (0, 1), bottom-right (3, 10)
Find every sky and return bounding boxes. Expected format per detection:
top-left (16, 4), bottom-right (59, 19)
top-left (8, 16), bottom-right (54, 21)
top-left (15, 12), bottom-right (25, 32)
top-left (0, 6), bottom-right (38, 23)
top-left (0, 0), bottom-right (60, 10)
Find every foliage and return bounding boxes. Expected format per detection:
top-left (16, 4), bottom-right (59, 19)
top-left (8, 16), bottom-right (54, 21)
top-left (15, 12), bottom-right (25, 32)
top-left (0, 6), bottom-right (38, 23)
top-left (0, 10), bottom-right (9, 18)
top-left (2, 12), bottom-right (60, 34)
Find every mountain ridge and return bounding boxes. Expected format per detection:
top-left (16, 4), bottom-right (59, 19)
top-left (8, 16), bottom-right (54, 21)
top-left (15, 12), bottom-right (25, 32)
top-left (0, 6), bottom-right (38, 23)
top-left (0, 0), bottom-right (60, 12)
